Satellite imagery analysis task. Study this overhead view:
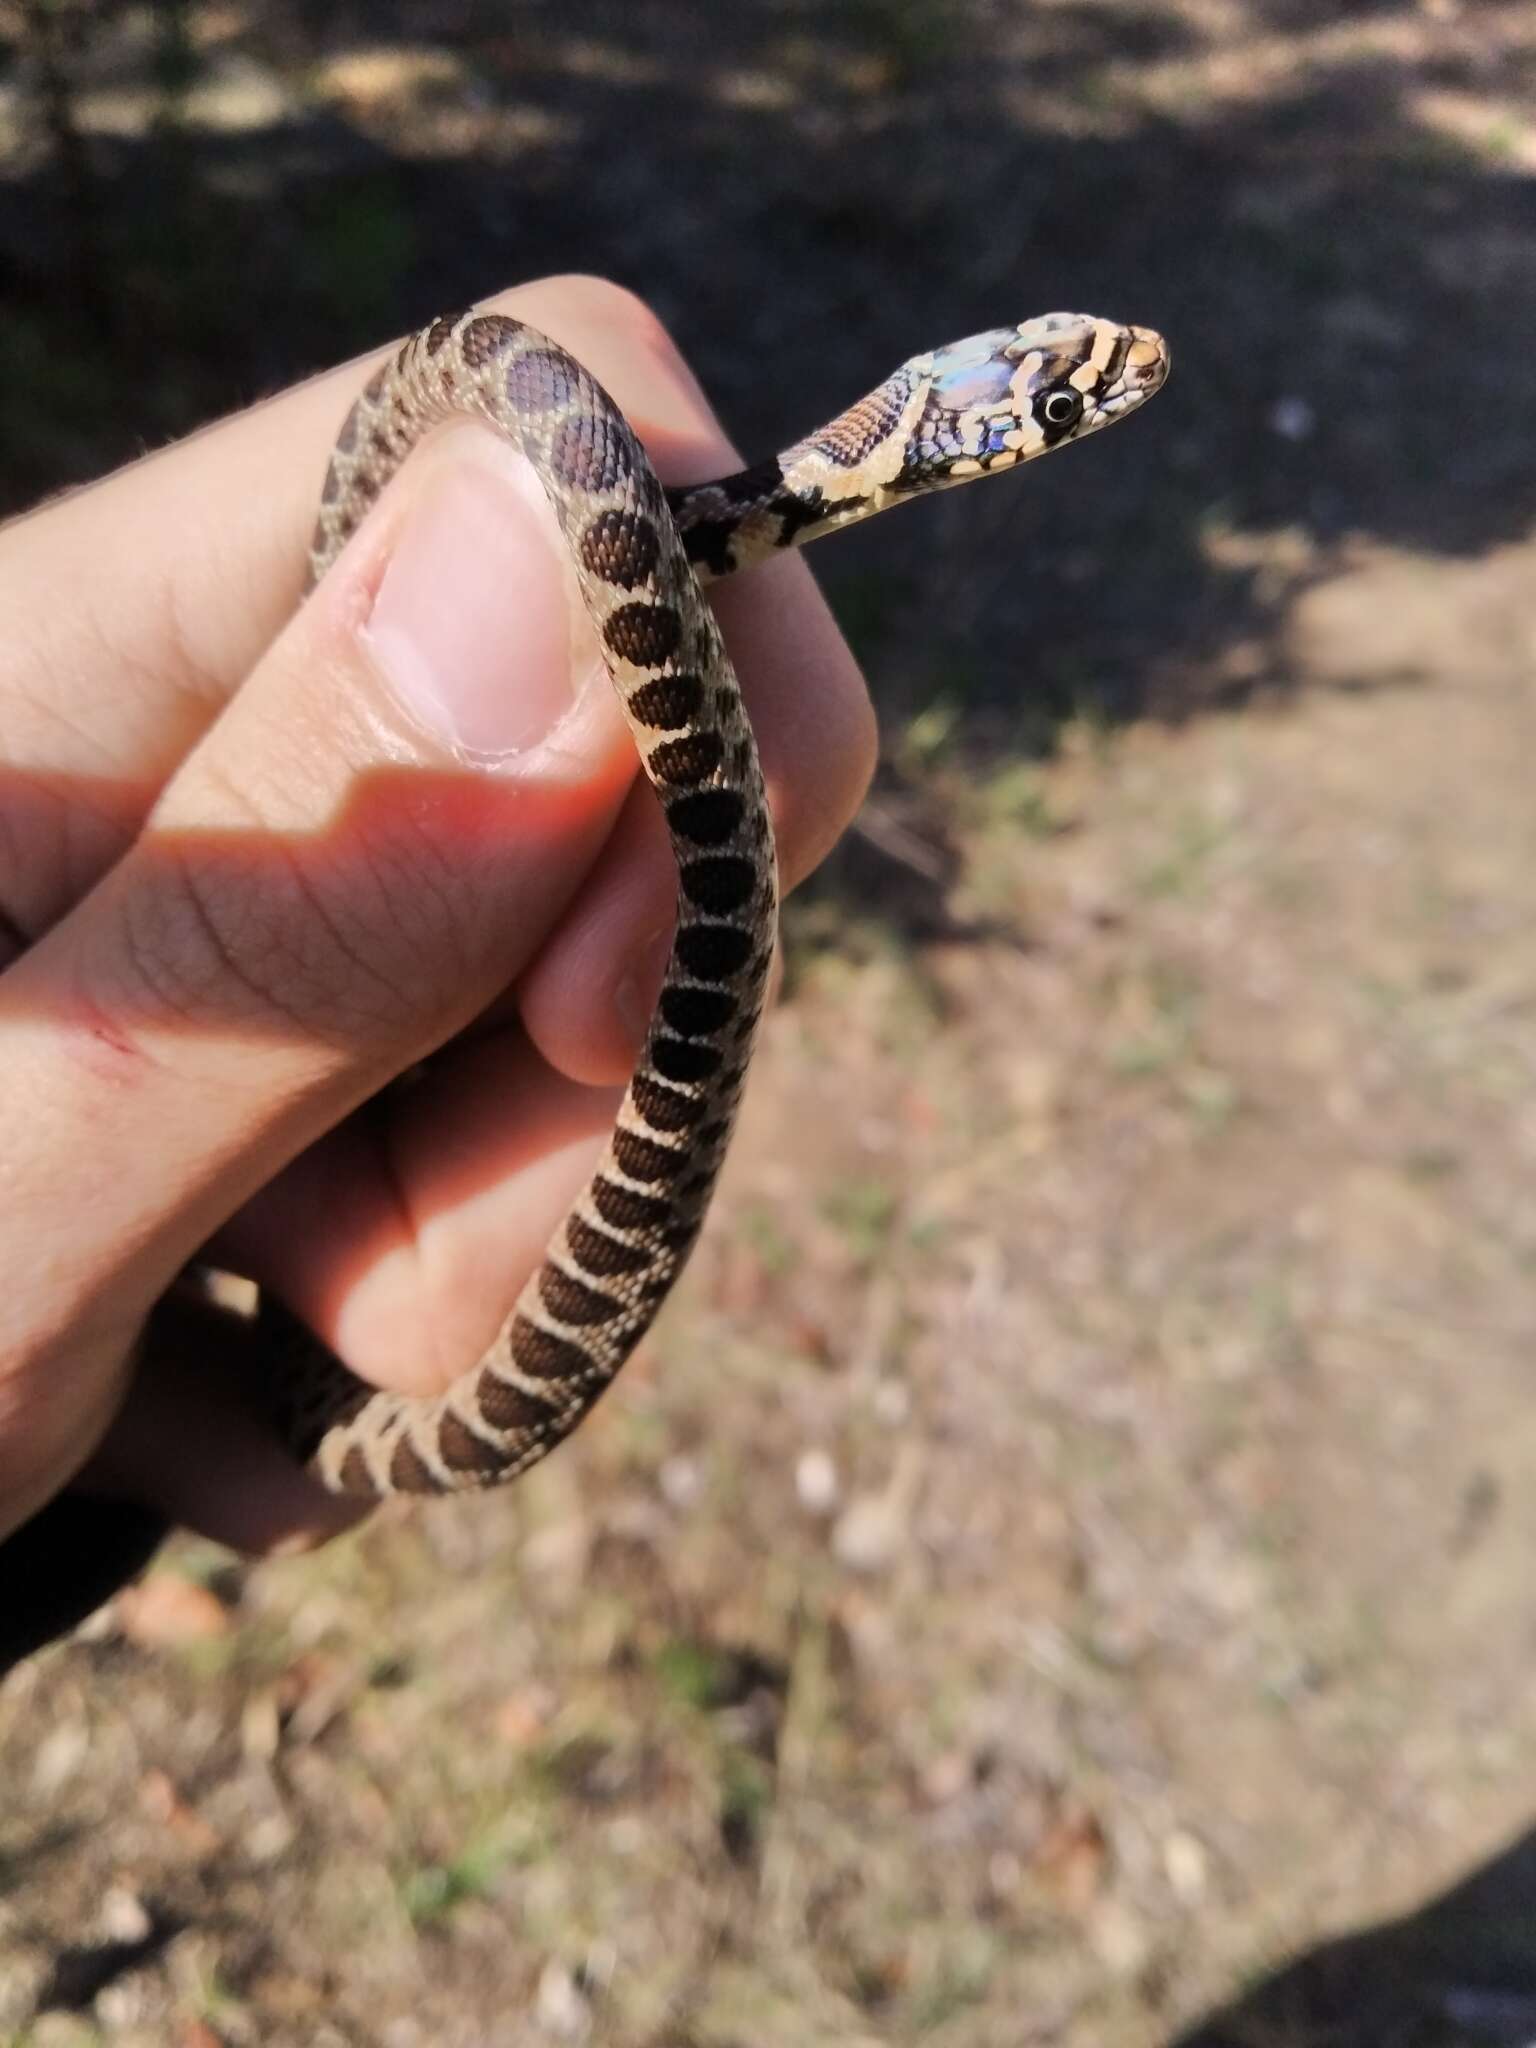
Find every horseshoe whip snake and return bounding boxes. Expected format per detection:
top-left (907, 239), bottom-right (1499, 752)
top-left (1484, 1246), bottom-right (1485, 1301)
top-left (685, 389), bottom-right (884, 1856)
top-left (267, 305), bottom-right (1171, 1498)
top-left (0, 308), bottom-right (1169, 1668)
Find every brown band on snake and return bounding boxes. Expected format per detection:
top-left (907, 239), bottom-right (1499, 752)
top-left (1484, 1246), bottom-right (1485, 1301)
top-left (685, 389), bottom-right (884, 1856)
top-left (267, 307), bottom-right (1169, 1498)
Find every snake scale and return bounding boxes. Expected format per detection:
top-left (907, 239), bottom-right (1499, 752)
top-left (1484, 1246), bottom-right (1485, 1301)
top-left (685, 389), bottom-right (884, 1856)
top-left (267, 306), bottom-right (1169, 1498)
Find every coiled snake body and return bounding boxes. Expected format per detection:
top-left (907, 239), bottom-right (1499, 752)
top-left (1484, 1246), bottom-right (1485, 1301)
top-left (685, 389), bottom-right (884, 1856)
top-left (273, 308), bottom-right (1169, 1497)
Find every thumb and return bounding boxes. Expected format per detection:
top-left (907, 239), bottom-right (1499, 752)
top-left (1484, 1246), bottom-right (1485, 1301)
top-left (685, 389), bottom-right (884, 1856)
top-left (0, 422), bottom-right (639, 1529)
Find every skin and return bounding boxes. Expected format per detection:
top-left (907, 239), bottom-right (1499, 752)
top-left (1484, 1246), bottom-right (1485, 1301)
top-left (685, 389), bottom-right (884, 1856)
top-left (0, 275), bottom-right (876, 1558)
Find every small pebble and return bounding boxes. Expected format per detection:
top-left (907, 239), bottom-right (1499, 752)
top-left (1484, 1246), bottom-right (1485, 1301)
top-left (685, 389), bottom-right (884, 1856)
top-left (1163, 1828), bottom-right (1209, 1902)
top-left (795, 1449), bottom-right (839, 1514)
top-left (535, 1957), bottom-right (591, 2041)
top-left (658, 1453), bottom-right (702, 1508)
top-left (872, 1379), bottom-right (910, 1426)
top-left (32, 1722), bottom-right (89, 1795)
top-left (99, 1886), bottom-right (153, 1944)
top-left (832, 1493), bottom-right (901, 1572)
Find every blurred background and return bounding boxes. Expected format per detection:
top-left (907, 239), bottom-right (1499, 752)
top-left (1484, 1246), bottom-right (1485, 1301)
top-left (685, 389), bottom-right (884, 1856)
top-left (3, 2), bottom-right (1536, 2043)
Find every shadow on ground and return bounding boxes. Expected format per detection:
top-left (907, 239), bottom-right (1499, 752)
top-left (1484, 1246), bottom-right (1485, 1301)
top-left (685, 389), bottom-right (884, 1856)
top-left (3, 0), bottom-right (1534, 757)
top-left (1176, 1829), bottom-right (1536, 2048)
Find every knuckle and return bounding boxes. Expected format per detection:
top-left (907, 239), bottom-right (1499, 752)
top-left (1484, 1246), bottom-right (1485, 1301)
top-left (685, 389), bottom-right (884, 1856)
top-left (116, 829), bottom-right (325, 1045)
top-left (114, 789), bottom-right (453, 1054)
top-left (497, 274), bottom-right (704, 415)
top-left (537, 273), bottom-right (678, 357)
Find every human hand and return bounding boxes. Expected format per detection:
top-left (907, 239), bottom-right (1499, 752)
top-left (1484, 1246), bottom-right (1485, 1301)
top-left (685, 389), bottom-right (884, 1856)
top-left (0, 275), bottom-right (874, 1562)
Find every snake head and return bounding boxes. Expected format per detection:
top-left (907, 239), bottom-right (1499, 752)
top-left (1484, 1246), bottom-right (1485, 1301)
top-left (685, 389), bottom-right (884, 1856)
top-left (684, 312), bottom-right (1170, 576)
top-left (905, 314), bottom-right (1170, 481)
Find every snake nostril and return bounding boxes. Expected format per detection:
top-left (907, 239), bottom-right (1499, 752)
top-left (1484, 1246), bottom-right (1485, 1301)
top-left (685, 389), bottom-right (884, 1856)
top-left (1127, 333), bottom-right (1170, 387)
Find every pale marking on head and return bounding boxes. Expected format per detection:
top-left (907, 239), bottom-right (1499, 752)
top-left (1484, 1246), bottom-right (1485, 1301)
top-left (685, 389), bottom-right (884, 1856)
top-left (1089, 319), bottom-right (1119, 374)
top-left (1008, 351), bottom-right (1047, 414)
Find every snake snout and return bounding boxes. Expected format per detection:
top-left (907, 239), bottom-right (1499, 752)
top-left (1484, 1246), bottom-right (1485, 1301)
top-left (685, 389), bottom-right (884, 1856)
top-left (1126, 325), bottom-right (1171, 396)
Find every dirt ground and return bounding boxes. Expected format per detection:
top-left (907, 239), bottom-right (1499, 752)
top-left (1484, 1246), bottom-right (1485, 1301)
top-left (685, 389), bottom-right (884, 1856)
top-left (3, 3), bottom-right (1536, 2043)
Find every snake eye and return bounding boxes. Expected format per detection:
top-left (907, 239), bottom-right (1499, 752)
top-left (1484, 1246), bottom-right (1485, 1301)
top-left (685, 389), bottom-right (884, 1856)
top-left (1038, 387), bottom-right (1085, 432)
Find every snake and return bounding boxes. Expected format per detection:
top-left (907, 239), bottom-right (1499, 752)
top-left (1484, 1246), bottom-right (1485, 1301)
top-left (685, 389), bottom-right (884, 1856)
top-left (264, 306), bottom-right (1170, 1499)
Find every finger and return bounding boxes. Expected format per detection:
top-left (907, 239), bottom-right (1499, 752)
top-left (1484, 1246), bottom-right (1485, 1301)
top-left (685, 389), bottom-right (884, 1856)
top-left (0, 1284), bottom-right (366, 1617)
top-left (520, 553), bottom-right (874, 1085)
top-left (0, 417), bottom-right (641, 1538)
top-left (78, 1288), bottom-right (365, 1553)
top-left (1, 268), bottom-right (874, 1082)
top-left (218, 920), bottom-right (780, 1401)
top-left (0, 276), bottom-right (740, 938)
top-left (216, 1027), bottom-right (622, 1396)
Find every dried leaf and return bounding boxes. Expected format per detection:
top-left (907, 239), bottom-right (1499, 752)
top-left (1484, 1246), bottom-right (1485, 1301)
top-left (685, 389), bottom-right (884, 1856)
top-left (117, 1575), bottom-right (230, 1648)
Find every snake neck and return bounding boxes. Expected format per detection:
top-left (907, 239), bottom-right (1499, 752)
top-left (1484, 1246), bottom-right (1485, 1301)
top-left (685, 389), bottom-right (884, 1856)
top-left (668, 363), bottom-right (930, 581)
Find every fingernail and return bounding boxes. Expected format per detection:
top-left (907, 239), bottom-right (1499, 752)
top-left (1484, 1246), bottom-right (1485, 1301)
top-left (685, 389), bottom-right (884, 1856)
top-left (361, 425), bottom-right (599, 759)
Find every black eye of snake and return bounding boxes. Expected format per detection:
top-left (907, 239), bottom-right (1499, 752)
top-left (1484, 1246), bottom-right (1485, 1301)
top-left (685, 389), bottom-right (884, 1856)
top-left (1039, 388), bottom-right (1084, 430)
